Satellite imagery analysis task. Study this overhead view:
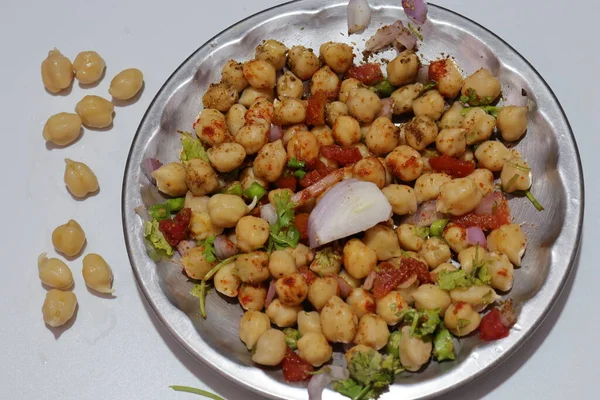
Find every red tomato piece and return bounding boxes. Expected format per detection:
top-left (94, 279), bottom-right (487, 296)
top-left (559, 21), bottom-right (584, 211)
top-left (298, 267), bottom-right (318, 285)
top-left (320, 145), bottom-right (362, 166)
top-left (276, 175), bottom-right (298, 192)
top-left (346, 63), bottom-right (384, 85)
top-left (428, 59), bottom-right (448, 83)
top-left (294, 213), bottom-right (310, 241)
top-left (479, 308), bottom-right (510, 341)
top-left (306, 91), bottom-right (328, 126)
top-left (158, 208), bottom-right (191, 246)
top-left (452, 198), bottom-right (511, 231)
top-left (282, 347), bottom-right (313, 382)
top-left (373, 258), bottom-right (431, 299)
top-left (299, 159), bottom-right (336, 188)
top-left (429, 155), bottom-right (476, 178)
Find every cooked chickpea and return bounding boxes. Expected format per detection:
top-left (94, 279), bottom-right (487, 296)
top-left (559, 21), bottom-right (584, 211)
top-left (239, 311), bottom-right (270, 350)
top-left (346, 288), bottom-right (377, 319)
top-left (276, 71), bottom-right (303, 99)
top-left (497, 106), bottom-right (528, 141)
top-left (287, 244), bottom-right (315, 269)
top-left (273, 98), bottom-right (306, 126)
top-left (287, 45), bottom-right (320, 80)
top-left (347, 88), bottom-right (382, 123)
top-left (339, 78), bottom-right (363, 103)
top-left (109, 68), bottom-right (144, 100)
top-left (364, 117), bottom-right (398, 155)
top-left (266, 299), bottom-right (302, 327)
top-left (287, 130), bottom-right (320, 163)
top-left (404, 116), bottom-right (438, 151)
top-left (450, 285), bottom-right (497, 312)
top-left (353, 314), bottom-right (389, 350)
top-left (281, 124), bottom-right (308, 146)
top-left (194, 109), bottom-right (230, 146)
top-left (343, 239), bottom-right (377, 279)
top-left (397, 224), bottom-right (425, 251)
top-left (363, 225), bottom-right (402, 261)
top-left (189, 211), bottom-right (224, 240)
top-left (385, 145), bottom-right (423, 181)
top-left (181, 246), bottom-right (217, 279)
top-left (235, 123), bottom-right (270, 155)
top-left (185, 192), bottom-right (209, 214)
top-left (308, 277), bottom-right (339, 311)
top-left (325, 101), bottom-right (350, 127)
top-left (486, 252), bottom-right (514, 291)
top-left (42, 112), bottom-right (82, 146)
top-left (461, 68), bottom-right (501, 105)
top-left (207, 194), bottom-right (247, 228)
top-left (438, 102), bottom-right (464, 129)
top-left (246, 98), bottom-right (275, 126)
top-left (203, 82), bottom-right (238, 112)
top-left (224, 104), bottom-right (247, 136)
top-left (256, 39), bottom-right (288, 70)
top-left (152, 162), bottom-right (187, 196)
top-left (238, 86), bottom-right (274, 107)
top-left (437, 177), bottom-right (483, 215)
top-left (382, 185), bottom-right (418, 216)
top-left (474, 140), bottom-right (513, 172)
top-left (487, 223), bottom-right (527, 266)
top-left (419, 237), bottom-right (451, 269)
top-left (468, 168), bottom-right (495, 196)
top-left (185, 159), bottom-right (219, 196)
top-left (206, 143), bottom-right (245, 173)
top-left (442, 223), bottom-right (469, 253)
top-left (297, 332), bottom-right (333, 367)
top-left (391, 83), bottom-right (423, 115)
top-left (398, 325), bottom-right (432, 371)
top-left (243, 59), bottom-right (276, 90)
top-left (444, 302), bottom-right (481, 336)
top-left (214, 262), bottom-right (241, 297)
top-left (72, 51), bottom-right (105, 84)
top-left (238, 283), bottom-right (267, 311)
top-left (311, 125), bottom-right (334, 147)
top-left (38, 253), bottom-right (73, 290)
top-left (311, 66), bottom-right (340, 98)
top-left (376, 290), bottom-right (408, 325)
top-left (460, 148), bottom-right (475, 162)
top-left (251, 140), bottom-right (286, 183)
top-left (430, 262), bottom-right (458, 282)
top-left (268, 250), bottom-right (297, 279)
top-left (387, 50), bottom-right (419, 86)
top-left (81, 253), bottom-right (114, 294)
top-left (412, 90), bottom-right (445, 121)
top-left (413, 284), bottom-right (451, 313)
top-left (501, 158), bottom-right (532, 193)
top-left (41, 48), bottom-right (73, 93)
top-left (252, 329), bottom-right (287, 366)
top-left (275, 273), bottom-right (309, 306)
top-left (414, 173), bottom-right (452, 203)
top-left (221, 60), bottom-right (248, 93)
top-left (298, 311), bottom-right (322, 335)
top-left (331, 115), bottom-right (361, 146)
top-left (63, 158), bottom-right (99, 198)
top-left (462, 107), bottom-right (496, 145)
top-left (320, 42), bottom-right (354, 73)
top-left (338, 269), bottom-right (362, 290)
top-left (435, 128), bottom-right (467, 158)
top-left (235, 216), bottom-right (269, 252)
top-left (458, 246), bottom-right (489, 273)
top-left (52, 219), bottom-right (86, 258)
top-left (42, 289), bottom-right (77, 328)
top-left (428, 58), bottom-right (464, 98)
top-left (309, 248), bottom-right (342, 276)
top-left (75, 95), bottom-right (114, 128)
top-left (352, 157), bottom-right (385, 188)
top-left (320, 296), bottom-right (358, 343)
top-left (235, 252), bottom-right (269, 284)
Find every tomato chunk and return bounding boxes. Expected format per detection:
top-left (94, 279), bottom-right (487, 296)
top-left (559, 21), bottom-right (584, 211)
top-left (158, 208), bottom-right (191, 246)
top-left (452, 197), bottom-right (511, 231)
top-left (299, 159), bottom-right (335, 188)
top-left (346, 63), bottom-right (384, 85)
top-left (429, 155), bottom-right (476, 178)
top-left (428, 59), bottom-right (448, 83)
top-left (479, 308), bottom-right (510, 341)
top-left (306, 91), bottom-right (328, 125)
top-left (320, 145), bottom-right (362, 166)
top-left (276, 175), bottom-right (298, 192)
top-left (373, 258), bottom-right (431, 299)
top-left (282, 347), bottom-right (313, 382)
top-left (294, 213), bottom-right (310, 241)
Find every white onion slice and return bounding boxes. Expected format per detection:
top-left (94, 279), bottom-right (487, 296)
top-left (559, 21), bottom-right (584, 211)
top-left (308, 366), bottom-right (350, 400)
top-left (307, 179), bottom-right (392, 248)
top-left (141, 158), bottom-right (162, 185)
top-left (260, 204), bottom-right (278, 225)
top-left (347, 0), bottom-right (372, 35)
top-left (134, 205), bottom-right (150, 222)
top-left (365, 20), bottom-right (404, 52)
top-left (396, 27), bottom-right (418, 50)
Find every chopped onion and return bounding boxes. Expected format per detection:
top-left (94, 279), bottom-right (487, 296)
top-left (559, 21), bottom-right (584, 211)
top-left (134, 205), bottom-right (150, 222)
top-left (466, 226), bottom-right (487, 248)
top-left (417, 64), bottom-right (429, 83)
top-left (307, 179), bottom-right (392, 248)
top-left (407, 200), bottom-right (444, 227)
top-left (214, 235), bottom-right (238, 260)
top-left (291, 167), bottom-right (350, 206)
top-left (362, 270), bottom-right (376, 291)
top-left (377, 98), bottom-right (393, 120)
top-left (499, 299), bottom-right (518, 328)
top-left (141, 158), bottom-right (162, 185)
top-left (247, 196), bottom-right (259, 212)
top-left (303, 80), bottom-right (311, 99)
top-left (269, 124), bottom-right (283, 142)
top-left (308, 366), bottom-right (350, 400)
top-left (365, 20), bottom-right (407, 52)
top-left (347, 0), bottom-right (372, 35)
top-left (474, 192), bottom-right (503, 216)
top-left (260, 204), bottom-right (277, 225)
top-left (397, 273), bottom-right (418, 289)
top-left (402, 0), bottom-right (428, 25)
top-left (395, 26), bottom-right (418, 51)
top-left (265, 280), bottom-right (276, 308)
top-left (335, 275), bottom-right (353, 298)
top-left (177, 240), bottom-right (196, 257)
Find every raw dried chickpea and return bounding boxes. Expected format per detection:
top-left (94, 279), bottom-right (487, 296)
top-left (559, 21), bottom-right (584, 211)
top-left (109, 68), bottom-right (144, 100)
top-left (82, 253), bottom-right (114, 294)
top-left (41, 48), bottom-right (73, 93)
top-left (52, 219), bottom-right (86, 258)
top-left (64, 159), bottom-right (99, 198)
top-left (43, 112), bottom-right (82, 146)
top-left (38, 253), bottom-right (73, 290)
top-left (42, 289), bottom-right (78, 328)
top-left (75, 95), bottom-right (114, 129)
top-left (72, 51), bottom-right (106, 84)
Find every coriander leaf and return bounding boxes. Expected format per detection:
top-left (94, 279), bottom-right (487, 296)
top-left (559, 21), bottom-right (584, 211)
top-left (398, 308), bottom-right (440, 338)
top-left (143, 220), bottom-right (173, 257)
top-left (438, 269), bottom-right (474, 290)
top-left (386, 331), bottom-right (402, 359)
top-left (268, 191), bottom-right (299, 250)
top-left (421, 81), bottom-right (437, 92)
top-left (433, 326), bottom-right (456, 361)
top-left (334, 379), bottom-right (375, 400)
top-left (169, 385), bottom-right (224, 400)
top-left (459, 88), bottom-right (494, 106)
top-left (190, 281), bottom-right (208, 319)
top-left (369, 79), bottom-right (395, 97)
top-left (198, 235), bottom-right (217, 262)
top-left (178, 131), bottom-right (208, 162)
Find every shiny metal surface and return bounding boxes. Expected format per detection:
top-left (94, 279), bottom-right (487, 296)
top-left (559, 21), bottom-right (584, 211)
top-left (121, 1), bottom-right (584, 399)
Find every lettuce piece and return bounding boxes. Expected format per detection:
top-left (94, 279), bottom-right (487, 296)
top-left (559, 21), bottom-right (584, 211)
top-left (144, 220), bottom-right (173, 256)
top-left (433, 326), bottom-right (455, 361)
top-left (179, 131), bottom-right (208, 162)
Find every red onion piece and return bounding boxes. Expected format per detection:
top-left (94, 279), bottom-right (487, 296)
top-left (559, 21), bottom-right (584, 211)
top-left (395, 27), bottom-right (418, 51)
top-left (407, 200), bottom-right (444, 227)
top-left (347, 0), bottom-right (372, 35)
top-left (214, 235), bottom-right (238, 260)
top-left (474, 191), bottom-right (503, 216)
top-left (308, 366), bottom-right (350, 400)
top-left (377, 98), bottom-right (393, 120)
top-left (335, 275), bottom-right (353, 298)
top-left (134, 205), bottom-right (151, 222)
top-left (466, 226), bottom-right (487, 248)
top-left (417, 64), bottom-right (430, 84)
top-left (402, 0), bottom-right (428, 25)
top-left (141, 158), bottom-right (162, 185)
top-left (176, 240), bottom-right (196, 257)
top-left (269, 124), bottom-right (283, 142)
top-left (260, 204), bottom-right (278, 225)
top-left (265, 280), bottom-right (276, 308)
top-left (307, 179), bottom-right (392, 248)
top-left (365, 20), bottom-right (406, 52)
top-left (291, 166), bottom-right (350, 206)
top-left (303, 81), bottom-right (311, 99)
top-left (499, 299), bottom-right (518, 328)
top-left (362, 270), bottom-right (376, 291)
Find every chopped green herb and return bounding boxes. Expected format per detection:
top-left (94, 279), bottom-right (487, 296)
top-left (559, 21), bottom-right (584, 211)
top-left (203, 254), bottom-right (241, 282)
top-left (169, 385), bottom-right (224, 400)
top-left (433, 326), bottom-right (456, 361)
top-left (198, 235), bottom-right (217, 262)
top-left (268, 191), bottom-right (300, 251)
top-left (294, 170), bottom-right (306, 179)
top-left (190, 280), bottom-right (208, 319)
top-left (386, 331), bottom-right (402, 359)
top-left (504, 173), bottom-right (520, 192)
top-left (408, 22), bottom-right (424, 40)
top-left (524, 189), bottom-right (544, 211)
top-left (506, 161), bottom-right (531, 172)
top-left (429, 219), bottom-right (448, 236)
top-left (243, 182), bottom-right (267, 201)
top-left (178, 131), bottom-right (208, 162)
top-left (438, 269), bottom-right (475, 290)
top-left (457, 318), bottom-right (471, 335)
top-left (369, 79), bottom-right (396, 97)
top-left (397, 308), bottom-right (440, 338)
top-left (459, 88), bottom-right (493, 106)
top-left (283, 328), bottom-right (300, 350)
top-left (421, 81), bottom-right (437, 92)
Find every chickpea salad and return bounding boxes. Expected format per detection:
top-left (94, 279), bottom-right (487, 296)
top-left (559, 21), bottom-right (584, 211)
top-left (138, 1), bottom-right (543, 399)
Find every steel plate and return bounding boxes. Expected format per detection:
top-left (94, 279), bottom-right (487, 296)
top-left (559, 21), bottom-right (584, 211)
top-left (122, 1), bottom-right (584, 399)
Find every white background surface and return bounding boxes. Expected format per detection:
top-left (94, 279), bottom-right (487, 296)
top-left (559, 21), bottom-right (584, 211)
top-left (1, 0), bottom-right (597, 399)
